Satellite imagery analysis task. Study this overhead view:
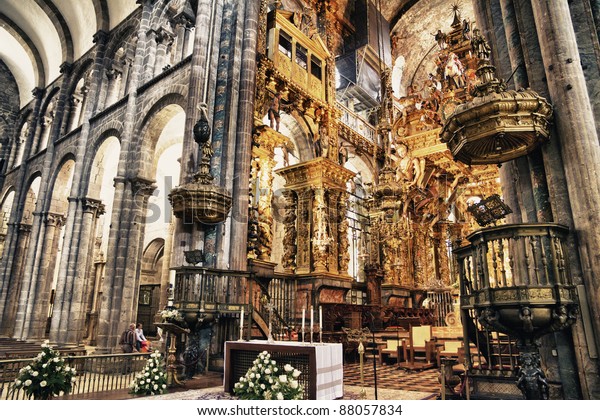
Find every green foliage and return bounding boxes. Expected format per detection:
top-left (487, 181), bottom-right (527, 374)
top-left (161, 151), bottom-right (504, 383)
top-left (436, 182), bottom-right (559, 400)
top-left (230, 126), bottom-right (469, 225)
top-left (129, 351), bottom-right (168, 395)
top-left (12, 340), bottom-right (76, 400)
top-left (233, 351), bottom-right (303, 400)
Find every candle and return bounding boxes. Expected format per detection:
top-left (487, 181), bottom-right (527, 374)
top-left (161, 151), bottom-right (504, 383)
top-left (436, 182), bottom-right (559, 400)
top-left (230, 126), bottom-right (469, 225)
top-left (240, 307), bottom-right (244, 330)
top-left (319, 306), bottom-right (322, 330)
top-left (310, 305), bottom-right (314, 335)
top-left (302, 308), bottom-right (305, 332)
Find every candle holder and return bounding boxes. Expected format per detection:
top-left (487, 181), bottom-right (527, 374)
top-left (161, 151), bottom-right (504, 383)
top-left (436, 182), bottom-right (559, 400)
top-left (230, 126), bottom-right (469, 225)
top-left (301, 326), bottom-right (305, 343)
top-left (319, 326), bottom-right (322, 344)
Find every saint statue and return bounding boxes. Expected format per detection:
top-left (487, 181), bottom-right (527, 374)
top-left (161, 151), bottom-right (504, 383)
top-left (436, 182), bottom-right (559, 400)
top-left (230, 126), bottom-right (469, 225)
top-left (471, 28), bottom-right (491, 60)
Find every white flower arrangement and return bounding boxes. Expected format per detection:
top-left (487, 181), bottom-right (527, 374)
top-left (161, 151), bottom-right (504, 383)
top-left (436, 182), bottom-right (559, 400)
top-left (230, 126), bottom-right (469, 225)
top-left (159, 308), bottom-right (184, 323)
top-left (233, 351), bottom-right (303, 400)
top-left (129, 351), bottom-right (168, 395)
top-left (12, 340), bottom-right (76, 400)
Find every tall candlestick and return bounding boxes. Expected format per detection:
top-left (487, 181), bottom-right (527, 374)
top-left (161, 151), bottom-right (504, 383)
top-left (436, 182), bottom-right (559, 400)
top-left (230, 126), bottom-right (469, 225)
top-left (239, 307), bottom-right (244, 341)
top-left (310, 306), bottom-right (314, 344)
top-left (319, 306), bottom-right (322, 330)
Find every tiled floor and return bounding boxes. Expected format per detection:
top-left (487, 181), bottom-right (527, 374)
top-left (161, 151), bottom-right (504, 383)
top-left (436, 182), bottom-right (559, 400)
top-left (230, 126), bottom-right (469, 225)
top-left (61, 362), bottom-right (442, 400)
top-left (343, 362), bottom-right (440, 394)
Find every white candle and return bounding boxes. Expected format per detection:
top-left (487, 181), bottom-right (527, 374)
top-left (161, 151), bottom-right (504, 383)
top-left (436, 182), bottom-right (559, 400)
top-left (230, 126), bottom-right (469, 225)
top-left (240, 307), bottom-right (244, 330)
top-left (302, 308), bottom-right (305, 332)
top-left (319, 306), bottom-right (322, 330)
top-left (310, 305), bottom-right (314, 335)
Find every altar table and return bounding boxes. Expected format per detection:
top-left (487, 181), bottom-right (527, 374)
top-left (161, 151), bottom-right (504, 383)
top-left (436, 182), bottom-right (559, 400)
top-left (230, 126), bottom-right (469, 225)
top-left (224, 340), bottom-right (343, 400)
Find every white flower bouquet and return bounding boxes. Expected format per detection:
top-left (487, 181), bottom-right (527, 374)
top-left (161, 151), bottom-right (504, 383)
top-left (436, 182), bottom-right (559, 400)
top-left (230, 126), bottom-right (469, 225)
top-left (233, 351), bottom-right (303, 400)
top-left (12, 340), bottom-right (76, 400)
top-left (159, 308), bottom-right (184, 323)
top-left (129, 351), bottom-right (168, 395)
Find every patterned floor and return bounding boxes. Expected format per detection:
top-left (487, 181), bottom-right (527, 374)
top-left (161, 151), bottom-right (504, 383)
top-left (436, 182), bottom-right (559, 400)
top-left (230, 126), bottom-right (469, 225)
top-left (343, 362), bottom-right (440, 395)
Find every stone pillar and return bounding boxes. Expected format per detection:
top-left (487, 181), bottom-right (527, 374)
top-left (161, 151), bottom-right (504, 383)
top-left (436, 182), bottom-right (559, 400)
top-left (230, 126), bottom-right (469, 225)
top-left (104, 68), bottom-right (122, 108)
top-left (38, 116), bottom-right (53, 152)
top-left (119, 59), bottom-right (132, 98)
top-left (144, 29), bottom-right (158, 83)
top-left (0, 87), bottom-right (44, 338)
top-left (68, 94), bottom-right (83, 132)
top-left (51, 198), bottom-right (104, 345)
top-left (170, 0), bottom-right (214, 271)
top-left (86, 254), bottom-right (105, 345)
top-left (93, 2), bottom-right (156, 353)
top-left (154, 29), bottom-right (173, 75)
top-left (228, 0), bottom-right (259, 271)
top-left (29, 213), bottom-right (65, 340)
top-left (532, 0), bottom-right (600, 353)
top-left (0, 223), bottom-right (31, 336)
top-left (173, 14), bottom-right (192, 64)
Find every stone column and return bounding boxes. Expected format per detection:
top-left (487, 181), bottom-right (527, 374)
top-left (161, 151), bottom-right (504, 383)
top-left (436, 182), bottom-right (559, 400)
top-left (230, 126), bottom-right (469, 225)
top-left (170, 0), bottom-right (214, 270)
top-left (119, 59), bottom-right (132, 98)
top-left (154, 29), bottom-right (173, 75)
top-left (228, 0), bottom-right (259, 271)
top-left (531, 0), bottom-right (600, 357)
top-left (86, 253), bottom-right (105, 345)
top-left (51, 198), bottom-right (104, 345)
top-left (29, 213), bottom-right (65, 340)
top-left (0, 87), bottom-right (44, 338)
top-left (173, 17), bottom-right (188, 63)
top-left (144, 29), bottom-right (158, 83)
top-left (38, 116), bottom-right (53, 152)
top-left (95, 2), bottom-right (153, 352)
top-left (68, 94), bottom-right (83, 133)
top-left (0, 223), bottom-right (31, 336)
top-left (527, 0), bottom-right (600, 398)
top-left (104, 68), bottom-right (122, 108)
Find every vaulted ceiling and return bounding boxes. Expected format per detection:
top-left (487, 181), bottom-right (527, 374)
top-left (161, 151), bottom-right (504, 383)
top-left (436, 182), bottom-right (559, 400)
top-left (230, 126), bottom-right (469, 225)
top-left (0, 0), bottom-right (138, 108)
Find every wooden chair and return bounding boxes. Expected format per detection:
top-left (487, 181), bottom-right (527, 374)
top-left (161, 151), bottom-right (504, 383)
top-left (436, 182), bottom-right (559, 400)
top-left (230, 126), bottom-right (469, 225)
top-left (399, 325), bottom-right (436, 369)
top-left (380, 338), bottom-right (406, 365)
top-left (436, 340), bottom-right (463, 367)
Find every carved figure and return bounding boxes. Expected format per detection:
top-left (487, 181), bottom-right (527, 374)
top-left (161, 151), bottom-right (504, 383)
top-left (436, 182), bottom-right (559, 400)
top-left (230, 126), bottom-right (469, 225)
top-left (471, 28), bottom-right (491, 60)
top-left (462, 19), bottom-right (471, 40)
top-left (517, 352), bottom-right (549, 400)
top-left (444, 52), bottom-right (465, 90)
top-left (434, 30), bottom-right (447, 50)
top-left (395, 143), bottom-right (425, 188)
top-left (268, 92), bottom-right (282, 131)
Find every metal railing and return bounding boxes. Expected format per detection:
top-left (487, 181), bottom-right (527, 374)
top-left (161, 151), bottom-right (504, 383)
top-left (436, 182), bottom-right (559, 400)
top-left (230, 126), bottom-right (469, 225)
top-left (0, 352), bottom-right (154, 400)
top-left (174, 267), bottom-right (250, 309)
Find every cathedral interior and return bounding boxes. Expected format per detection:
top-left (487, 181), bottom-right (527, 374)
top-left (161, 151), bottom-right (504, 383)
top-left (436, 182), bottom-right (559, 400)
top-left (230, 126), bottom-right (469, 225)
top-left (0, 0), bottom-right (599, 400)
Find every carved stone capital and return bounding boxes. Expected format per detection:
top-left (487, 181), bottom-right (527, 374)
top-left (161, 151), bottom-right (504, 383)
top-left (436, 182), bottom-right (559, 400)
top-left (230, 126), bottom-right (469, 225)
top-left (45, 212), bottom-right (66, 228)
top-left (18, 223), bottom-right (33, 234)
top-left (130, 177), bottom-right (157, 197)
top-left (93, 30), bottom-right (110, 45)
top-left (60, 62), bottom-right (73, 75)
top-left (82, 198), bottom-right (105, 216)
top-left (32, 87), bottom-right (45, 99)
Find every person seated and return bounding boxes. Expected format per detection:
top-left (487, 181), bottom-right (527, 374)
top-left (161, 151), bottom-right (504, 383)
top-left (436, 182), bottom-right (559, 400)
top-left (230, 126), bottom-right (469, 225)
top-left (135, 323), bottom-right (146, 352)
